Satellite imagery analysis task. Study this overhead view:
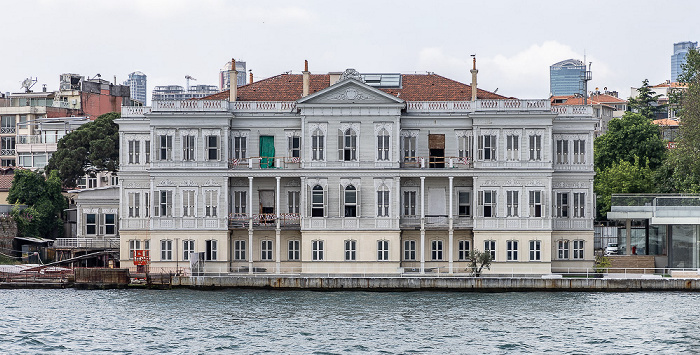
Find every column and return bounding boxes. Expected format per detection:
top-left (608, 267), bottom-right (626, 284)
top-left (420, 176), bottom-right (425, 274)
top-left (248, 176), bottom-right (254, 274)
top-left (448, 176), bottom-right (454, 274)
top-left (625, 219), bottom-right (631, 256)
top-left (275, 176), bottom-right (281, 274)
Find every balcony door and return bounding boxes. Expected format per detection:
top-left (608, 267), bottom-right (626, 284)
top-left (428, 134), bottom-right (445, 168)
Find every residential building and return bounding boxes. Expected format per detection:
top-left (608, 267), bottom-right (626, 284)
top-left (56, 73), bottom-right (131, 120)
top-left (151, 84), bottom-right (219, 101)
top-left (117, 62), bottom-right (596, 276)
top-left (630, 81), bottom-right (688, 119)
top-left (551, 91), bottom-right (626, 136)
top-left (124, 71), bottom-right (147, 105)
top-left (220, 60), bottom-right (247, 90)
top-left (15, 116), bottom-right (90, 170)
top-left (550, 59), bottom-right (585, 96)
top-left (671, 41), bottom-right (697, 83)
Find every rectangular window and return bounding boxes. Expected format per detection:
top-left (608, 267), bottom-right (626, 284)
top-left (404, 240), bottom-right (416, 261)
top-left (431, 240), bottom-right (443, 261)
top-left (234, 240), bottom-right (246, 260)
top-left (556, 192), bottom-right (569, 218)
top-left (558, 240), bottom-right (570, 259)
top-left (529, 240), bottom-right (541, 261)
top-left (529, 191), bottom-right (542, 217)
top-left (128, 140), bottom-right (140, 164)
top-left (484, 240), bottom-right (496, 260)
top-left (159, 135), bottom-right (172, 161)
top-left (145, 140), bottom-right (150, 163)
top-left (573, 240), bottom-right (584, 259)
top-left (205, 190), bottom-right (218, 217)
top-left (182, 135), bottom-right (195, 161)
top-left (128, 192), bottom-right (140, 218)
top-left (377, 190), bottom-right (389, 217)
top-left (458, 135), bottom-right (473, 159)
top-left (144, 192), bottom-right (150, 217)
top-left (88, 176), bottom-right (97, 188)
top-left (338, 129), bottom-right (357, 161)
top-left (161, 239), bottom-right (172, 260)
top-left (344, 240), bottom-right (356, 261)
top-left (288, 191), bottom-right (300, 214)
top-left (458, 191), bottom-right (471, 217)
top-left (233, 191), bottom-right (246, 215)
top-left (573, 193), bottom-right (585, 218)
top-left (311, 186), bottom-right (325, 217)
top-left (206, 135), bottom-right (219, 161)
top-left (507, 240), bottom-right (518, 261)
top-left (478, 135), bottom-right (496, 161)
top-left (556, 140), bottom-right (569, 164)
top-left (344, 185), bottom-right (357, 217)
top-left (311, 130), bottom-right (324, 161)
top-left (182, 190), bottom-right (195, 217)
top-left (261, 240), bottom-right (273, 261)
top-left (129, 240), bottom-right (141, 260)
top-left (183, 240), bottom-right (195, 261)
top-left (458, 240), bottom-right (471, 261)
top-left (233, 136), bottom-right (247, 160)
top-left (288, 240), bottom-right (300, 261)
top-left (403, 191), bottom-right (416, 216)
top-left (205, 240), bottom-right (217, 261)
top-left (104, 214), bottom-right (116, 235)
top-left (506, 191), bottom-right (519, 217)
top-left (479, 190), bottom-right (496, 217)
top-left (288, 136), bottom-right (301, 158)
top-left (573, 139), bottom-right (585, 164)
top-left (377, 130), bottom-right (390, 161)
top-left (529, 135), bottom-right (542, 161)
top-left (377, 240), bottom-right (389, 261)
top-left (155, 190), bottom-right (172, 217)
top-left (506, 135), bottom-right (519, 161)
top-left (402, 135), bottom-right (416, 162)
top-left (86, 214), bottom-right (96, 235)
top-left (312, 240), bottom-right (324, 261)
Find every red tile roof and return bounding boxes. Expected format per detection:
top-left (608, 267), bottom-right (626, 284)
top-left (590, 93), bottom-right (627, 103)
top-left (202, 73), bottom-right (509, 101)
top-left (651, 82), bottom-right (688, 88)
top-left (0, 173), bottom-right (13, 191)
top-left (653, 118), bottom-right (679, 126)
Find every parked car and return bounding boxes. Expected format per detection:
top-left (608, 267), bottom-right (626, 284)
top-left (605, 243), bottom-right (619, 255)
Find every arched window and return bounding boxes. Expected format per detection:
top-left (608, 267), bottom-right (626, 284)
top-left (344, 184), bottom-right (357, 217)
top-left (338, 128), bottom-right (357, 161)
top-left (311, 185), bottom-right (324, 217)
top-left (312, 129), bottom-right (324, 161)
top-left (377, 128), bottom-right (389, 161)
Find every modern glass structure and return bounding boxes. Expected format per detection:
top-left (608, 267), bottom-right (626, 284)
top-left (219, 61), bottom-right (247, 90)
top-left (124, 71), bottom-right (147, 105)
top-left (550, 59), bottom-right (585, 96)
top-left (671, 41), bottom-right (697, 82)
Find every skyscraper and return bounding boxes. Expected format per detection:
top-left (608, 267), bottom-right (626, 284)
top-left (124, 71), bottom-right (147, 105)
top-left (550, 59), bottom-right (585, 96)
top-left (671, 41), bottom-right (697, 82)
top-left (219, 60), bottom-right (247, 90)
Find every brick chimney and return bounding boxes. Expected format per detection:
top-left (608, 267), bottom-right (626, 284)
top-left (470, 55), bottom-right (478, 101)
top-left (229, 58), bottom-right (237, 102)
top-left (249, 70), bottom-right (253, 85)
top-left (302, 60), bottom-right (310, 97)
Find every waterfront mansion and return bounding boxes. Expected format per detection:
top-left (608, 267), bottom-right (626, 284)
top-left (116, 62), bottom-right (596, 275)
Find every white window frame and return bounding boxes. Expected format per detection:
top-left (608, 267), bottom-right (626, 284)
top-left (155, 190), bottom-right (172, 217)
top-left (145, 140), bottom-right (151, 163)
top-left (506, 190), bottom-right (519, 217)
top-left (529, 134), bottom-right (542, 161)
top-left (529, 190), bottom-right (542, 218)
top-left (573, 192), bottom-right (585, 218)
top-left (205, 190), bottom-right (218, 217)
top-left (288, 240), bottom-right (300, 261)
top-left (128, 192), bottom-right (140, 218)
top-left (478, 135), bottom-right (496, 161)
top-left (233, 136), bottom-right (247, 160)
top-left (458, 240), bottom-right (471, 261)
top-left (573, 240), bottom-right (584, 259)
top-left (288, 136), bottom-right (301, 159)
top-left (458, 135), bottom-right (473, 159)
top-left (338, 128), bottom-right (357, 161)
top-left (557, 240), bottom-right (570, 259)
top-left (128, 140), bottom-right (140, 164)
top-left (479, 190), bottom-right (497, 217)
top-left (129, 239), bottom-right (141, 260)
top-left (233, 191), bottom-right (247, 215)
top-left (404, 240), bottom-right (416, 261)
top-left (506, 240), bottom-right (518, 261)
top-left (85, 213), bottom-right (97, 235)
top-left (183, 239), bottom-right (195, 261)
top-left (312, 239), bottom-right (324, 261)
top-left (377, 128), bottom-right (390, 161)
top-left (205, 239), bottom-right (218, 261)
top-left (344, 239), bottom-right (356, 261)
top-left (288, 191), bottom-right (300, 214)
top-left (311, 129), bottom-right (324, 161)
top-left (377, 240), bottom-right (389, 261)
top-left (182, 190), bottom-right (195, 217)
top-left (261, 240), bottom-right (273, 261)
top-left (556, 192), bottom-right (569, 218)
top-left (104, 213), bottom-right (116, 235)
top-left (506, 135), bottom-right (519, 161)
top-left (343, 184), bottom-right (358, 218)
top-left (403, 190), bottom-right (417, 216)
top-left (556, 139), bottom-right (569, 164)
top-left (431, 240), bottom-right (443, 261)
top-left (458, 191), bottom-right (471, 217)
top-left (529, 240), bottom-right (541, 261)
top-left (182, 135), bottom-right (195, 161)
top-left (158, 134), bottom-right (172, 161)
top-left (234, 240), bottom-right (246, 260)
top-left (377, 186), bottom-right (390, 217)
top-left (573, 139), bottom-right (585, 164)
top-left (161, 239), bottom-right (173, 261)
top-left (206, 135), bottom-right (219, 161)
top-left (311, 185), bottom-right (325, 217)
top-left (484, 240), bottom-right (496, 260)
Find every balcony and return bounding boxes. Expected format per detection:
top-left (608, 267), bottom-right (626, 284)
top-left (406, 99), bottom-right (550, 113)
top-left (228, 213), bottom-right (301, 229)
top-left (53, 237), bottom-right (119, 249)
top-left (1, 127), bottom-right (15, 134)
top-left (152, 100), bottom-right (229, 112)
top-left (121, 106), bottom-right (152, 117)
top-left (231, 101), bottom-right (297, 113)
top-left (400, 156), bottom-right (472, 169)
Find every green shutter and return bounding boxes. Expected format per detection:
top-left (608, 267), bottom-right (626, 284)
top-left (259, 136), bottom-right (275, 168)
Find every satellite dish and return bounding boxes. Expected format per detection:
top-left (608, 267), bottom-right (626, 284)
top-left (21, 77), bottom-right (37, 93)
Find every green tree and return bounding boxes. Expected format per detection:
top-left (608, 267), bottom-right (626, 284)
top-left (8, 170), bottom-right (67, 239)
top-left (594, 157), bottom-right (655, 220)
top-left (467, 249), bottom-right (493, 277)
top-left (46, 112), bottom-right (120, 188)
top-left (628, 79), bottom-right (666, 119)
top-left (594, 111), bottom-right (666, 171)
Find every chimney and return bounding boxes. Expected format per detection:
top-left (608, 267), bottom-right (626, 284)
top-left (470, 55), bottom-right (478, 101)
top-left (229, 58), bottom-right (237, 102)
top-left (249, 70), bottom-right (253, 85)
top-left (302, 60), bottom-right (310, 97)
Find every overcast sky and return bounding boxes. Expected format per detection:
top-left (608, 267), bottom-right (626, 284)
top-left (1, 0), bottom-right (699, 102)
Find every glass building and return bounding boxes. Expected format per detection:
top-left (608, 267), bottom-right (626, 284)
top-left (671, 41), bottom-right (697, 82)
top-left (550, 59), bottom-right (585, 96)
top-left (124, 71), bottom-right (147, 105)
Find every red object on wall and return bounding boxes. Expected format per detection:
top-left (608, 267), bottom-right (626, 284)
top-left (133, 250), bottom-right (150, 265)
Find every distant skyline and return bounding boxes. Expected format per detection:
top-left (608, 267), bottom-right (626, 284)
top-left (1, 0), bottom-right (699, 101)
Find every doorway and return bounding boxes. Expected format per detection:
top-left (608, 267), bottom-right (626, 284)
top-left (428, 134), bottom-right (445, 168)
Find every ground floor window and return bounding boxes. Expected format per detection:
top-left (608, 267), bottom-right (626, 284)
top-left (312, 240), bottom-right (324, 261)
top-left (261, 240), bottom-right (273, 261)
top-left (529, 240), bottom-right (541, 261)
top-left (557, 240), bottom-right (570, 259)
top-left (234, 240), bottom-right (246, 260)
top-left (205, 240), bottom-right (217, 261)
top-left (506, 240), bottom-right (518, 261)
top-left (183, 239), bottom-right (195, 260)
top-left (484, 240), bottom-right (496, 260)
top-left (573, 240), bottom-right (584, 259)
top-left (161, 239), bottom-right (172, 260)
top-left (344, 240), bottom-right (356, 261)
top-left (458, 240), bottom-right (471, 260)
top-left (129, 240), bottom-right (141, 260)
top-left (377, 240), bottom-right (389, 261)
top-left (431, 240), bottom-right (443, 261)
top-left (288, 240), bottom-right (300, 261)
top-left (404, 240), bottom-right (416, 261)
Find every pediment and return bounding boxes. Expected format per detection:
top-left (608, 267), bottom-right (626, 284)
top-left (297, 77), bottom-right (404, 106)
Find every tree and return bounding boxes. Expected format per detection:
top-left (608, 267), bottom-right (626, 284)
top-left (46, 112), bottom-right (120, 188)
top-left (8, 169), bottom-right (67, 239)
top-left (467, 249), bottom-right (493, 277)
top-left (628, 79), bottom-right (666, 119)
top-left (594, 157), bottom-right (655, 220)
top-left (594, 111), bottom-right (667, 171)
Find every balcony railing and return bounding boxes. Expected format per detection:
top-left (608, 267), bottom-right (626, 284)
top-left (228, 213), bottom-right (300, 229)
top-left (53, 237), bottom-right (119, 249)
top-left (551, 105), bottom-right (593, 116)
top-left (405, 99), bottom-right (551, 113)
top-left (1, 127), bottom-right (15, 134)
top-left (152, 100), bottom-right (229, 112)
top-left (17, 135), bottom-right (64, 144)
top-left (121, 106), bottom-right (152, 117)
top-left (0, 149), bottom-right (15, 156)
top-left (231, 101), bottom-right (297, 113)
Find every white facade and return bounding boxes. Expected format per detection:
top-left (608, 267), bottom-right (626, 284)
top-left (117, 72), bottom-right (596, 275)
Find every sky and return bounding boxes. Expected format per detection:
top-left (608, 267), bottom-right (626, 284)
top-left (1, 0), bottom-right (699, 102)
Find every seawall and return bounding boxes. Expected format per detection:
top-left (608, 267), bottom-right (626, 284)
top-left (174, 275), bottom-right (700, 291)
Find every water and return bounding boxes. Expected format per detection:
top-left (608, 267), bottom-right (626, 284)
top-left (1, 289), bottom-right (699, 354)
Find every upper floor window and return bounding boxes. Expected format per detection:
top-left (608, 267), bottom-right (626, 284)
top-left (403, 190), bottom-right (416, 216)
top-left (128, 192), bottom-right (140, 218)
top-left (104, 214), bottom-right (116, 235)
top-left (556, 192), bottom-right (569, 218)
top-left (529, 135), bottom-right (541, 161)
top-left (155, 190), bottom-right (173, 217)
top-left (312, 239), bottom-right (324, 261)
top-left (377, 186), bottom-right (389, 217)
top-left (458, 135), bottom-right (473, 159)
top-left (145, 140), bottom-right (151, 163)
top-left (556, 140), bottom-right (568, 164)
top-left (205, 190), bottom-right (218, 217)
top-left (288, 191), bottom-right (300, 214)
top-left (311, 129), bottom-right (324, 161)
top-left (182, 190), bottom-right (195, 217)
top-left (506, 135), bottom-right (519, 161)
top-left (288, 136), bottom-right (301, 159)
top-left (479, 190), bottom-right (496, 217)
top-left (338, 128), bottom-right (357, 161)
top-left (311, 185), bottom-right (325, 217)
top-left (377, 129), bottom-right (390, 161)
top-left (183, 240), bottom-right (195, 261)
top-left (478, 135), bottom-right (496, 161)
top-left (183, 135), bottom-right (195, 161)
top-left (128, 140), bottom-right (140, 164)
top-left (233, 136), bottom-right (247, 160)
top-left (506, 191), bottom-right (519, 217)
top-left (403, 135), bottom-right (416, 162)
top-left (573, 192), bottom-right (585, 218)
top-left (344, 184), bottom-right (358, 217)
top-left (529, 191), bottom-right (542, 217)
top-left (458, 191), bottom-right (471, 217)
top-left (345, 239), bottom-right (356, 261)
top-left (233, 191), bottom-right (246, 214)
top-left (161, 239), bottom-right (173, 261)
top-left (86, 213), bottom-right (96, 235)
top-left (206, 135), bottom-right (219, 161)
top-left (159, 135), bottom-right (172, 161)
top-left (573, 139), bottom-right (586, 164)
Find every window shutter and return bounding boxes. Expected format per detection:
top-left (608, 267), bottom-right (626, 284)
top-left (339, 184), bottom-right (343, 217)
top-left (356, 185), bottom-right (361, 217)
top-left (323, 188), bottom-right (328, 217)
top-left (154, 191), bottom-right (160, 217)
top-left (167, 191), bottom-right (173, 217)
top-left (338, 129), bottom-right (343, 161)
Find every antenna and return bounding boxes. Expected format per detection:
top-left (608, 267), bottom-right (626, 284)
top-left (21, 77), bottom-right (37, 93)
top-left (581, 54), bottom-right (592, 105)
top-left (185, 75), bottom-right (197, 91)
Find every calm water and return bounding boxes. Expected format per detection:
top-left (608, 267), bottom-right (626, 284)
top-left (2, 289), bottom-right (700, 354)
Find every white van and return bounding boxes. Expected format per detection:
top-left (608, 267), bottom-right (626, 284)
top-left (605, 243), bottom-right (619, 255)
